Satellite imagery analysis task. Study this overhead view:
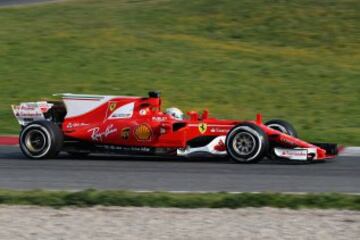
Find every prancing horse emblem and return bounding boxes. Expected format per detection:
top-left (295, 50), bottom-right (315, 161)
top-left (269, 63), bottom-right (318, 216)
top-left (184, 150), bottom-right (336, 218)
top-left (109, 102), bottom-right (117, 112)
top-left (198, 123), bottom-right (207, 134)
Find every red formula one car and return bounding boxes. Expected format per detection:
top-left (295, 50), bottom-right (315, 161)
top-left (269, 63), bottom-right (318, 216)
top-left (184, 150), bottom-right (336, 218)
top-left (12, 91), bottom-right (339, 163)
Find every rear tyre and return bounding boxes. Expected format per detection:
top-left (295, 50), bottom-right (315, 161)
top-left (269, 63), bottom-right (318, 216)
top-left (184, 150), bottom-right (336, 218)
top-left (19, 121), bottom-right (63, 159)
top-left (225, 123), bottom-right (269, 163)
top-left (265, 119), bottom-right (298, 137)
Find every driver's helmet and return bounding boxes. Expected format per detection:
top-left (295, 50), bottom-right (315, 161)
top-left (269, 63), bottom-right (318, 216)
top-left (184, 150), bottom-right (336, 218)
top-left (165, 107), bottom-right (184, 120)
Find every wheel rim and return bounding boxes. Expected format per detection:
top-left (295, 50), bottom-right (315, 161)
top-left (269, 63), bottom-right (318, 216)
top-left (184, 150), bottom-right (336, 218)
top-left (24, 129), bottom-right (47, 153)
top-left (232, 132), bottom-right (256, 155)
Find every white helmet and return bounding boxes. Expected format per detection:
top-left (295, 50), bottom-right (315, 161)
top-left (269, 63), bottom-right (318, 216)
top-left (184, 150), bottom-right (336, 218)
top-left (165, 107), bottom-right (184, 120)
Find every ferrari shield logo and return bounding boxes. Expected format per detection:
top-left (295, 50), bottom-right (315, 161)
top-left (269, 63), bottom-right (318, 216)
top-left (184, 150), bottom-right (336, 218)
top-left (109, 102), bottom-right (117, 112)
top-left (198, 123), bottom-right (207, 134)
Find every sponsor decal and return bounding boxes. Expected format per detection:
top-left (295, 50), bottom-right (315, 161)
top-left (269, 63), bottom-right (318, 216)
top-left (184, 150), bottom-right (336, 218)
top-left (120, 127), bottom-right (130, 140)
top-left (112, 113), bottom-right (132, 118)
top-left (15, 102), bottom-right (52, 113)
top-left (12, 102), bottom-right (53, 117)
top-left (66, 122), bottom-right (89, 129)
top-left (109, 102), bottom-right (117, 112)
top-left (214, 139), bottom-right (226, 152)
top-left (273, 148), bottom-right (309, 161)
top-left (14, 111), bottom-right (42, 117)
top-left (88, 124), bottom-right (117, 141)
top-left (198, 123), bottom-right (207, 134)
top-left (134, 123), bottom-right (152, 141)
top-left (210, 128), bottom-right (229, 134)
top-left (102, 145), bottom-right (151, 153)
top-left (37, 102), bottom-right (53, 113)
top-left (281, 150), bottom-right (307, 157)
top-left (152, 116), bottom-right (168, 122)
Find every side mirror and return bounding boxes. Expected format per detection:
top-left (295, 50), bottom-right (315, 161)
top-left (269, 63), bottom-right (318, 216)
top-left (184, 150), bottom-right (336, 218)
top-left (202, 109), bottom-right (209, 120)
top-left (187, 111), bottom-right (198, 121)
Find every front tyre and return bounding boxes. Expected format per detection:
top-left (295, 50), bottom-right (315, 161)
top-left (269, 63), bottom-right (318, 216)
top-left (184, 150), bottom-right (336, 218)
top-left (19, 121), bottom-right (63, 159)
top-left (225, 123), bottom-right (269, 163)
top-left (265, 119), bottom-right (298, 137)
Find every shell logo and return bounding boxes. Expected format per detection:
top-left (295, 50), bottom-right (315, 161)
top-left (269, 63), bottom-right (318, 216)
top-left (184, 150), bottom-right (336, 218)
top-left (134, 124), bottom-right (152, 141)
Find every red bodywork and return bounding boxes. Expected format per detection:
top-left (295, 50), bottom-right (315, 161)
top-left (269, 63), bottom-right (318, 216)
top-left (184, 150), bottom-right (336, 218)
top-left (60, 94), bottom-right (337, 161)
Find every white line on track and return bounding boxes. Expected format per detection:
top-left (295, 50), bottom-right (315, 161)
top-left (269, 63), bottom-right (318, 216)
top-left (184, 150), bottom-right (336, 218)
top-left (340, 147), bottom-right (360, 157)
top-left (1, 145), bottom-right (360, 156)
top-left (25, 189), bottom-right (360, 195)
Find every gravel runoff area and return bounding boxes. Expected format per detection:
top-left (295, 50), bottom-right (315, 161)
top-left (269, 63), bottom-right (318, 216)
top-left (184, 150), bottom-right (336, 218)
top-left (0, 206), bottom-right (359, 240)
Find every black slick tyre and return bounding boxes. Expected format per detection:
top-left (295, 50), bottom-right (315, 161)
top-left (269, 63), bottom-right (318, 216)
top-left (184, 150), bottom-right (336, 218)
top-left (19, 121), bottom-right (63, 159)
top-left (225, 122), bottom-right (269, 163)
top-left (265, 119), bottom-right (298, 137)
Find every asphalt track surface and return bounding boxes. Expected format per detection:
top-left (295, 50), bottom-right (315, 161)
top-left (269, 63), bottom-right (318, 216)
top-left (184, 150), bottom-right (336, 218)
top-left (0, 0), bottom-right (57, 7)
top-left (1, 0), bottom-right (358, 194)
top-left (0, 146), bottom-right (359, 193)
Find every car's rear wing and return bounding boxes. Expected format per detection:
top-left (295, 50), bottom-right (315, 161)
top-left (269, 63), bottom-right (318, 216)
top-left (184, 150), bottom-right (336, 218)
top-left (11, 101), bottom-right (53, 126)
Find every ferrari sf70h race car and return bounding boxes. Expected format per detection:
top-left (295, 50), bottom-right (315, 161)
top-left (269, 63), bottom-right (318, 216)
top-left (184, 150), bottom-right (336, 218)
top-left (12, 91), bottom-right (340, 163)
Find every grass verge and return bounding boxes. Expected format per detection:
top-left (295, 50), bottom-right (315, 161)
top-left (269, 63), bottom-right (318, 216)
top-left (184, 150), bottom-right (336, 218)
top-left (0, 189), bottom-right (359, 210)
top-left (0, 0), bottom-right (359, 144)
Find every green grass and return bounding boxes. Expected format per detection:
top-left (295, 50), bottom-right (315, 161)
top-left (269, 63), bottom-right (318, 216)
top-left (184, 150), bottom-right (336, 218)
top-left (0, 189), bottom-right (359, 210)
top-left (0, 0), bottom-right (359, 145)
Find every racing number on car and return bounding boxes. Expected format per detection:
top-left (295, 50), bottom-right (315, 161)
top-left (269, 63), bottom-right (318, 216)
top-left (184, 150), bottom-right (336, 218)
top-left (198, 123), bottom-right (207, 134)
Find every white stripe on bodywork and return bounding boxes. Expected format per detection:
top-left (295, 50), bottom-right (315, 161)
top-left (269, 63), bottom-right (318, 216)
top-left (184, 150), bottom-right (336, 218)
top-left (55, 93), bottom-right (140, 99)
top-left (177, 136), bottom-right (227, 157)
top-left (187, 124), bottom-right (234, 127)
top-left (108, 102), bottom-right (135, 119)
top-left (63, 96), bottom-right (114, 118)
top-left (57, 93), bottom-right (141, 118)
top-left (273, 148), bottom-right (317, 160)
